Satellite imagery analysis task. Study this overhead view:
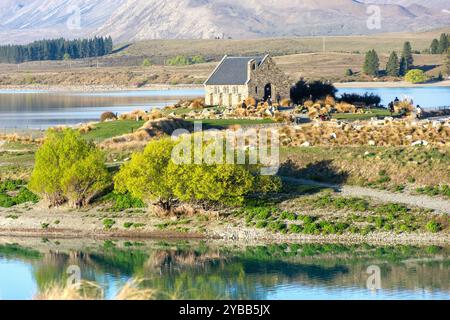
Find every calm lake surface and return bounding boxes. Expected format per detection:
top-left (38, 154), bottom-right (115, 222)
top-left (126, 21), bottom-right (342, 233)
top-left (0, 239), bottom-right (448, 300)
top-left (0, 89), bottom-right (204, 130)
top-left (336, 86), bottom-right (450, 109)
top-left (0, 86), bottom-right (448, 130)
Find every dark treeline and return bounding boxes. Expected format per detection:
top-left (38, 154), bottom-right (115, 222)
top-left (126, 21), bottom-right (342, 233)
top-left (0, 36), bottom-right (113, 63)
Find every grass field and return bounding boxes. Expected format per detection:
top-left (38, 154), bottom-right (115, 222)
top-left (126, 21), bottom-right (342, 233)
top-left (332, 108), bottom-right (397, 120)
top-left (82, 120), bottom-right (145, 142)
top-left (186, 118), bottom-right (276, 128)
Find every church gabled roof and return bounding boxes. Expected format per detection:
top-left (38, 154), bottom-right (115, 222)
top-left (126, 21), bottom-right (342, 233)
top-left (204, 55), bottom-right (268, 86)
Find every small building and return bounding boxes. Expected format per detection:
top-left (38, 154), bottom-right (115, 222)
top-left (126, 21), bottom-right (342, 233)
top-left (204, 54), bottom-right (291, 107)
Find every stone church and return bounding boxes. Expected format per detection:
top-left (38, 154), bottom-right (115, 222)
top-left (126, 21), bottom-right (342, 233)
top-left (204, 54), bottom-right (291, 107)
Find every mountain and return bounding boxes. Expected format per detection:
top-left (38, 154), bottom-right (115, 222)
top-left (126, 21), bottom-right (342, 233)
top-left (0, 0), bottom-right (449, 45)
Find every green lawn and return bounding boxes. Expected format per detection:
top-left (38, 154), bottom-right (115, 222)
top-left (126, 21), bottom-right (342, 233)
top-left (186, 118), bottom-right (276, 127)
top-left (82, 120), bottom-right (145, 142)
top-left (332, 108), bottom-right (398, 121)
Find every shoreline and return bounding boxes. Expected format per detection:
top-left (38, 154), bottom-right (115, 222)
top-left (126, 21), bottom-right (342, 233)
top-left (0, 84), bottom-right (204, 93)
top-left (0, 227), bottom-right (448, 246)
top-left (0, 80), bottom-right (449, 93)
top-left (0, 206), bottom-right (448, 246)
top-left (335, 80), bottom-right (450, 88)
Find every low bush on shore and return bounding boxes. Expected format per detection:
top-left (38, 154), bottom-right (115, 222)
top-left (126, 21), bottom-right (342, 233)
top-left (114, 137), bottom-right (282, 214)
top-left (0, 179), bottom-right (39, 208)
top-left (29, 129), bottom-right (111, 208)
top-left (237, 192), bottom-right (448, 236)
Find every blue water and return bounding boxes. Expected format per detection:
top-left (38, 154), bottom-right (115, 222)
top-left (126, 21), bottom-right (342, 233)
top-left (0, 240), bottom-right (448, 300)
top-left (337, 86), bottom-right (450, 109)
top-left (0, 89), bottom-right (203, 130)
top-left (0, 86), bottom-right (448, 130)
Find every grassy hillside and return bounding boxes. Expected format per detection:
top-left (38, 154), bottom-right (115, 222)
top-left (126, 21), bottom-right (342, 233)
top-left (0, 29), bottom-right (448, 86)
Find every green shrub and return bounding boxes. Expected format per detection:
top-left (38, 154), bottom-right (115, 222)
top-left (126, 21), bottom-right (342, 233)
top-left (303, 223), bottom-right (319, 235)
top-left (376, 203), bottom-right (408, 215)
top-left (29, 129), bottom-right (110, 208)
top-left (335, 222), bottom-right (350, 233)
top-left (405, 69), bottom-right (429, 84)
top-left (0, 180), bottom-right (26, 192)
top-left (288, 224), bottom-right (303, 233)
top-left (0, 187), bottom-right (39, 208)
top-left (14, 188), bottom-right (39, 204)
top-left (426, 221), bottom-right (442, 233)
top-left (320, 221), bottom-right (336, 234)
top-left (105, 192), bottom-right (146, 211)
top-left (114, 137), bottom-right (277, 213)
top-left (268, 221), bottom-right (286, 233)
top-left (254, 175), bottom-right (282, 193)
top-left (103, 218), bottom-right (116, 230)
top-left (281, 211), bottom-right (297, 221)
top-left (142, 58), bottom-right (152, 67)
top-left (375, 216), bottom-right (385, 229)
top-left (123, 222), bottom-right (134, 229)
top-left (0, 194), bottom-right (15, 207)
top-left (361, 225), bottom-right (375, 235)
top-left (255, 221), bottom-right (268, 229)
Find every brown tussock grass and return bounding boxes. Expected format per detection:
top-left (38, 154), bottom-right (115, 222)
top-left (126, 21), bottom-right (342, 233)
top-left (35, 279), bottom-right (155, 300)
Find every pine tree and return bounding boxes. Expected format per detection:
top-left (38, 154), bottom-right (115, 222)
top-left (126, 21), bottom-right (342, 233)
top-left (386, 51), bottom-right (400, 77)
top-left (401, 41), bottom-right (414, 71)
top-left (430, 39), bottom-right (439, 54)
top-left (399, 57), bottom-right (407, 76)
top-left (363, 49), bottom-right (379, 76)
top-left (438, 33), bottom-right (449, 54)
top-left (445, 49), bottom-right (450, 77)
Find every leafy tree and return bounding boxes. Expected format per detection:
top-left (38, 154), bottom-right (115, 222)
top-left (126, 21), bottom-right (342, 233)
top-left (114, 138), bottom-right (281, 213)
top-left (114, 138), bottom-right (177, 212)
top-left (191, 55), bottom-right (206, 64)
top-left (405, 69), bottom-right (428, 84)
top-left (430, 39), bottom-right (439, 54)
top-left (438, 33), bottom-right (449, 54)
top-left (29, 129), bottom-right (110, 207)
top-left (399, 56), bottom-right (407, 76)
top-left (142, 58), bottom-right (152, 67)
top-left (290, 79), bottom-right (337, 104)
top-left (401, 41), bottom-right (414, 71)
top-left (63, 53), bottom-right (71, 60)
top-left (363, 49), bottom-right (379, 76)
top-left (386, 51), bottom-right (400, 77)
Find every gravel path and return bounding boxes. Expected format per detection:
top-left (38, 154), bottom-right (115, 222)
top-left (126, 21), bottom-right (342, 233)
top-left (282, 177), bottom-right (450, 214)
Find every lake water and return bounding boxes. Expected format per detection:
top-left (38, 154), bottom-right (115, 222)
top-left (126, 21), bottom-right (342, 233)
top-left (336, 86), bottom-right (450, 109)
top-left (0, 89), bottom-right (204, 130)
top-left (0, 239), bottom-right (448, 300)
top-left (0, 86), bottom-right (448, 130)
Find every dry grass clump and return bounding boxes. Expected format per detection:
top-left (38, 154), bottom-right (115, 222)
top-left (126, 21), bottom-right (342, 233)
top-left (394, 100), bottom-right (414, 115)
top-left (280, 98), bottom-right (291, 107)
top-left (119, 109), bottom-right (165, 122)
top-left (100, 111), bottom-right (118, 122)
top-left (335, 102), bottom-right (357, 113)
top-left (245, 97), bottom-right (257, 107)
top-left (300, 97), bottom-right (361, 119)
top-left (35, 279), bottom-right (155, 300)
top-left (78, 123), bottom-right (94, 134)
top-left (119, 109), bottom-right (148, 121)
top-left (100, 118), bottom-right (193, 150)
top-left (189, 98), bottom-right (205, 109)
top-left (0, 133), bottom-right (42, 144)
top-left (282, 119), bottom-right (450, 147)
